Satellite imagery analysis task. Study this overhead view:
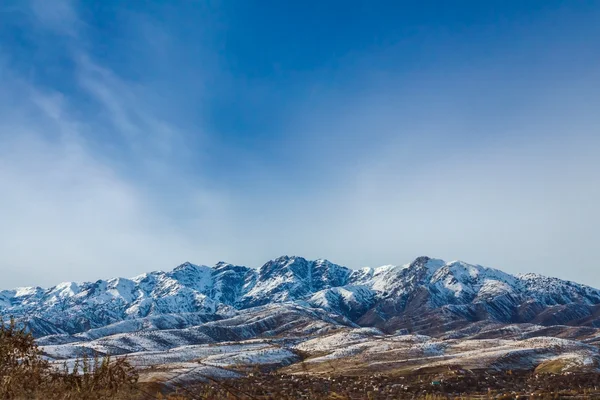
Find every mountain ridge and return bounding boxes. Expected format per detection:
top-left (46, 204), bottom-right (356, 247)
top-left (2, 255), bottom-right (600, 338)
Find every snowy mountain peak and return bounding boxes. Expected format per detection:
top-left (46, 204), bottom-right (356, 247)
top-left (168, 262), bottom-right (213, 291)
top-left (409, 255), bottom-right (432, 268)
top-left (237, 256), bottom-right (352, 308)
top-left (173, 261), bottom-right (200, 271)
top-left (214, 261), bottom-right (235, 269)
top-left (408, 256), bottom-right (446, 273)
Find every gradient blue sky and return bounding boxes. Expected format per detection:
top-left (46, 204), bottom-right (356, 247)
top-left (1, 1), bottom-right (599, 288)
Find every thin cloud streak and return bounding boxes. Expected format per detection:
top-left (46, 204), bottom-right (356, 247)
top-left (0, 2), bottom-right (231, 286)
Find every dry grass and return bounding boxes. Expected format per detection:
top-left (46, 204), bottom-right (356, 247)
top-left (0, 317), bottom-right (142, 399)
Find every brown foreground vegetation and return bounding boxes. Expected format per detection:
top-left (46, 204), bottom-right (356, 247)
top-left (0, 317), bottom-right (141, 399)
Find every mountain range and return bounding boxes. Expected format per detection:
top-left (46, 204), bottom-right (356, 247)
top-left (4, 255), bottom-right (600, 385)
top-left (3, 255), bottom-right (600, 338)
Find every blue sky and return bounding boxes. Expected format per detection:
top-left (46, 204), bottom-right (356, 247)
top-left (1, 1), bottom-right (599, 288)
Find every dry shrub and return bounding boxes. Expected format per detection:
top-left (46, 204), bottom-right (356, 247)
top-left (0, 318), bottom-right (49, 398)
top-left (0, 317), bottom-right (141, 399)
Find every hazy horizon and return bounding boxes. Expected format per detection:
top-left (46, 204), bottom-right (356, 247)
top-left (1, 1), bottom-right (599, 289)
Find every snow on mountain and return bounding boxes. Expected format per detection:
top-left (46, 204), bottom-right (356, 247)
top-left (308, 285), bottom-right (376, 320)
top-left (2, 256), bottom-right (600, 340)
top-left (518, 273), bottom-right (600, 306)
top-left (239, 256), bottom-right (351, 308)
top-left (209, 262), bottom-right (257, 306)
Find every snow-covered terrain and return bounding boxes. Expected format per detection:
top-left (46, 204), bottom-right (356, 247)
top-left (3, 255), bottom-right (600, 338)
top-left (3, 255), bottom-right (600, 380)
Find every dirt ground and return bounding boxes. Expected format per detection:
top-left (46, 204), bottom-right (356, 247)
top-left (162, 369), bottom-right (600, 399)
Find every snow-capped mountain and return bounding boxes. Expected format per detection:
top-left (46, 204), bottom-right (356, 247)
top-left (2, 256), bottom-right (600, 338)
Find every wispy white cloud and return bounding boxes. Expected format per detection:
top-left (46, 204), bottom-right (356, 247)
top-left (0, 72), bottom-right (238, 287)
top-left (0, 2), bottom-right (231, 287)
top-left (74, 55), bottom-right (188, 163)
top-left (26, 0), bottom-right (190, 164)
top-left (0, 87), bottom-right (149, 281)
